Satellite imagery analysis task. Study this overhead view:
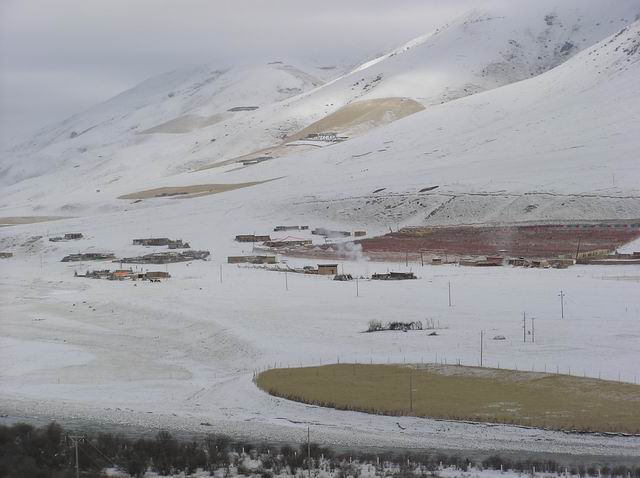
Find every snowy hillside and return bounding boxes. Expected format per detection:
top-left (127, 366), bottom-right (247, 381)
top-left (2, 0), bottom-right (638, 208)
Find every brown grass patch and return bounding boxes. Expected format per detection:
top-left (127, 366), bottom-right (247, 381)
top-left (0, 216), bottom-right (70, 227)
top-left (118, 178), bottom-right (278, 200)
top-left (256, 364), bottom-right (640, 433)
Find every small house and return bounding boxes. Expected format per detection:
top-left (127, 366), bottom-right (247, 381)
top-left (318, 264), bottom-right (338, 275)
top-left (64, 233), bottom-right (83, 240)
top-left (146, 271), bottom-right (171, 279)
top-left (235, 234), bottom-right (271, 243)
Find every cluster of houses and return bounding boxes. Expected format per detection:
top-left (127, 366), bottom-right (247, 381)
top-left (0, 252), bottom-right (13, 259)
top-left (75, 269), bottom-right (170, 282)
top-left (233, 226), bottom-right (366, 252)
top-left (312, 227), bottom-right (366, 238)
top-left (49, 232), bottom-right (83, 242)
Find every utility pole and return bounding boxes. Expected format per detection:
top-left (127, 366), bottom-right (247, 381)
top-left (285, 271), bottom-right (288, 291)
top-left (420, 252), bottom-right (424, 267)
top-left (356, 277), bottom-right (359, 297)
top-left (405, 252), bottom-right (408, 267)
top-left (559, 290), bottom-right (565, 318)
top-left (448, 282), bottom-right (452, 307)
top-left (69, 435), bottom-right (84, 478)
top-left (307, 426), bottom-right (311, 478)
top-left (531, 317), bottom-right (535, 343)
top-left (523, 312), bottom-right (527, 343)
top-left (480, 330), bottom-right (484, 367)
top-left (219, 264), bottom-right (223, 283)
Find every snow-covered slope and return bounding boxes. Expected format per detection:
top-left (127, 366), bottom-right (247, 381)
top-left (1, 0), bottom-right (639, 229)
top-left (2, 0), bottom-right (638, 199)
top-left (0, 62), bottom-right (334, 185)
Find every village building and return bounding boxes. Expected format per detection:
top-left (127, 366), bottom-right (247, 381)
top-left (133, 238), bottom-right (172, 246)
top-left (61, 252), bottom-right (116, 262)
top-left (371, 272), bottom-right (416, 280)
top-left (49, 232), bottom-right (84, 242)
top-left (0, 252), bottom-right (14, 258)
top-left (274, 225), bottom-right (309, 232)
top-left (263, 239), bottom-right (312, 248)
top-left (235, 234), bottom-right (271, 243)
top-left (227, 255), bottom-right (277, 264)
top-left (118, 250), bottom-right (210, 264)
top-left (353, 231), bottom-right (367, 237)
top-left (311, 228), bottom-right (351, 237)
top-left (318, 264), bottom-right (339, 275)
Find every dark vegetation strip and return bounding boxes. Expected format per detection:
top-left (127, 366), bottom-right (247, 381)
top-left (2, 422), bottom-right (640, 478)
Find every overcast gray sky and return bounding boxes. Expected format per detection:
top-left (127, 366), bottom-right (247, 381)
top-left (0, 0), bottom-right (477, 146)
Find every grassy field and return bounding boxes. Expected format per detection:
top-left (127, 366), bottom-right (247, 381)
top-left (256, 364), bottom-right (640, 433)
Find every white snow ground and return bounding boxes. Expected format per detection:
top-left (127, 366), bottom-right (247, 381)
top-left (1, 0), bottom-right (640, 458)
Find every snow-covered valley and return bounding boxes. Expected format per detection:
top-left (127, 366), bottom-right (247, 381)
top-left (1, 0), bottom-right (640, 460)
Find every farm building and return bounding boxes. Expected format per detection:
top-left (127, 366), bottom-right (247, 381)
top-left (133, 238), bottom-right (174, 246)
top-left (274, 225), bottom-right (309, 232)
top-left (576, 248), bottom-right (612, 263)
top-left (353, 231), bottom-right (367, 237)
top-left (0, 252), bottom-right (14, 258)
top-left (227, 255), bottom-right (277, 264)
top-left (459, 257), bottom-right (503, 267)
top-left (145, 271), bottom-right (171, 279)
top-left (312, 228), bottom-right (351, 238)
top-left (168, 240), bottom-right (190, 249)
top-left (263, 239), bottom-right (312, 248)
top-left (235, 234), bottom-right (271, 243)
top-left (318, 264), bottom-right (339, 275)
top-left (371, 272), bottom-right (416, 280)
top-left (49, 232), bottom-right (83, 242)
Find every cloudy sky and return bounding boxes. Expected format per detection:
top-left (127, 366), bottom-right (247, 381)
top-left (0, 0), bottom-right (480, 146)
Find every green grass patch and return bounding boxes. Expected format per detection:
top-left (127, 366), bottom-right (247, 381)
top-left (256, 364), bottom-right (640, 433)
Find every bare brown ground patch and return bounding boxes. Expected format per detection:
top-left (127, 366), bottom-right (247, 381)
top-left (197, 97), bottom-right (424, 171)
top-left (140, 114), bottom-right (225, 134)
top-left (0, 216), bottom-right (70, 227)
top-left (355, 224), bottom-right (640, 259)
top-left (257, 364), bottom-right (640, 433)
top-left (284, 97), bottom-right (424, 142)
top-left (118, 178), bottom-right (278, 200)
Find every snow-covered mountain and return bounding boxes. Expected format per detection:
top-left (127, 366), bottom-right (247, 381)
top-left (1, 0), bottom-right (639, 226)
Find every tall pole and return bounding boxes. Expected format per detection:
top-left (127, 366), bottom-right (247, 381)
top-left (69, 435), bottom-right (83, 478)
top-left (307, 426), bottom-right (311, 478)
top-left (285, 271), bottom-right (288, 291)
top-left (220, 264), bottom-right (223, 283)
top-left (356, 277), bottom-right (359, 297)
top-left (559, 291), bottom-right (565, 318)
top-left (531, 318), bottom-right (535, 343)
top-left (523, 312), bottom-right (527, 343)
top-left (420, 252), bottom-right (424, 267)
top-left (448, 282), bottom-right (452, 307)
top-left (480, 330), bottom-right (483, 367)
top-left (405, 252), bottom-right (408, 267)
